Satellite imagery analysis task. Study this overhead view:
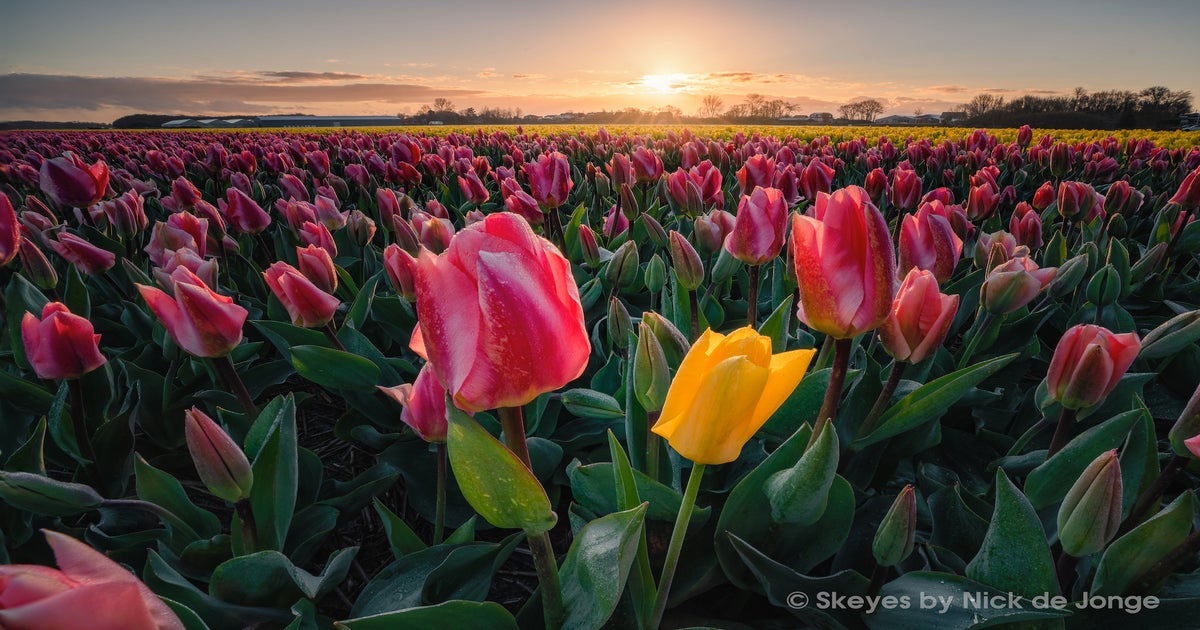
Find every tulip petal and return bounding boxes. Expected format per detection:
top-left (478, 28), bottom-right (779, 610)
top-left (415, 249), bottom-right (482, 404)
top-left (751, 348), bottom-right (817, 426)
top-left (0, 565), bottom-right (75, 607)
top-left (658, 329), bottom-right (724, 424)
top-left (652, 355), bottom-right (769, 465)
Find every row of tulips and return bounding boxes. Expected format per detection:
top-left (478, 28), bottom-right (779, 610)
top-left (1, 124), bottom-right (1200, 630)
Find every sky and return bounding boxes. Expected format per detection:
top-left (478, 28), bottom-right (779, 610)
top-left (1, 0), bottom-right (1198, 122)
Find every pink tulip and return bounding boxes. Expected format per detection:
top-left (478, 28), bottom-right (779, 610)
top-left (799, 159), bottom-right (836, 200)
top-left (898, 205), bottom-right (963, 283)
top-left (724, 187), bottom-right (788, 265)
top-left (693, 209), bottom-right (736, 257)
top-left (92, 191), bottom-right (147, 239)
top-left (631, 147), bottom-right (663, 183)
top-left (965, 184), bottom-right (999, 221)
top-left (690, 160), bottom-right (724, 209)
top-left (975, 230), bottom-right (1018, 270)
top-left (411, 211), bottom-right (454, 254)
top-left (1170, 167), bottom-right (1200, 208)
top-left (980, 254), bottom-right (1057, 314)
top-left (791, 186), bottom-right (896, 338)
top-left (879, 269), bottom-right (959, 364)
top-left (1047, 324), bottom-right (1140, 410)
top-left (219, 188), bottom-right (271, 234)
top-left (21, 302), bottom-right (106, 380)
top-left (376, 188), bottom-right (403, 227)
top-left (503, 187), bottom-right (544, 225)
top-left (736, 155), bottom-right (775, 195)
top-left (457, 170), bottom-right (490, 206)
top-left (137, 267), bottom-right (247, 358)
top-left (153, 248), bottom-right (218, 291)
top-left (525, 151), bottom-right (573, 209)
top-left (263, 262), bottom-right (340, 328)
top-left (50, 232), bottom-right (116, 275)
top-left (184, 407), bottom-right (253, 502)
top-left (38, 154), bottom-right (109, 208)
top-left (1009, 202), bottom-right (1044, 250)
top-left (864, 168), bottom-right (888, 205)
top-left (383, 243), bottom-right (419, 301)
top-left (0, 194), bottom-right (18, 266)
top-left (170, 177), bottom-right (202, 210)
top-left (0, 530), bottom-right (184, 630)
top-left (890, 167), bottom-right (923, 210)
top-left (278, 173), bottom-right (309, 202)
top-left (296, 244), bottom-right (337, 293)
top-left (1032, 181), bottom-right (1056, 210)
top-left (413, 212), bottom-right (590, 412)
top-left (603, 204), bottom-right (629, 240)
top-left (313, 195), bottom-right (347, 230)
top-left (378, 363), bottom-right (451, 443)
top-left (299, 221), bottom-right (338, 257)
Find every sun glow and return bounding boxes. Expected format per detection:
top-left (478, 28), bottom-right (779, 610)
top-left (638, 73), bottom-right (692, 94)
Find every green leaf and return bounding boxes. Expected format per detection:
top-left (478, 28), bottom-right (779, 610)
top-left (336, 601), bottom-right (518, 630)
top-left (291, 345), bottom-right (381, 391)
top-left (558, 503), bottom-right (648, 630)
top-left (135, 455), bottom-right (221, 543)
top-left (445, 404), bottom-right (556, 534)
top-left (373, 498), bottom-right (427, 559)
top-left (1092, 491), bottom-right (1195, 596)
top-left (606, 431), bottom-right (654, 626)
top-left (0, 471), bottom-right (102, 515)
top-left (210, 547), bottom-right (358, 608)
top-left (143, 551), bottom-right (293, 630)
top-left (568, 461), bottom-right (711, 525)
top-left (352, 539), bottom-right (518, 617)
top-left (241, 395), bottom-right (298, 551)
top-left (7, 417), bottom-right (47, 474)
top-left (251, 320), bottom-right (331, 356)
top-left (1024, 409), bottom-right (1139, 508)
top-left (966, 468), bottom-right (1059, 598)
top-left (560, 388), bottom-right (625, 419)
top-left (0, 371), bottom-right (53, 414)
top-left (758, 369), bottom-right (831, 442)
top-left (853, 353), bottom-right (1019, 448)
top-left (757, 294), bottom-right (794, 353)
top-left (869, 571), bottom-right (1071, 629)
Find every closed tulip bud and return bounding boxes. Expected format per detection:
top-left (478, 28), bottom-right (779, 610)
top-left (792, 186), bottom-right (896, 338)
top-left (1017, 124), bottom-right (1033, 149)
top-left (383, 243), bottom-right (419, 301)
top-left (799, 159), bottom-right (836, 201)
top-left (1009, 202), bottom-right (1044, 250)
top-left (645, 254), bottom-right (667, 294)
top-left (39, 154), bottom-right (109, 208)
top-left (966, 184), bottom-right (999, 221)
top-left (1047, 324), bottom-right (1140, 410)
top-left (1169, 167), bottom-right (1200, 208)
top-left (413, 212), bottom-right (590, 411)
top-left (634, 322), bottom-right (671, 412)
top-left (864, 168), bottom-right (888, 205)
top-left (220, 188), bottom-right (271, 234)
top-left (725, 187), bottom-right (788, 265)
top-left (1049, 142), bottom-right (1072, 179)
top-left (607, 296), bottom-right (632, 348)
top-left (306, 150), bottom-right (330, 179)
top-left (1085, 264), bottom-right (1122, 306)
top-left (765, 423), bottom-right (839, 525)
top-left (377, 364), bottom-right (450, 443)
top-left (641, 311), bottom-right (691, 367)
top-left (1032, 181), bottom-right (1056, 210)
top-left (457, 171), bottom-right (490, 206)
top-left (619, 182), bottom-right (640, 219)
top-left (604, 203), bottom-right (630, 239)
top-left (21, 302), bottom-right (106, 380)
top-left (578, 224), bottom-right (600, 267)
top-left (278, 173), bottom-right (309, 202)
top-left (1057, 450), bottom-right (1121, 557)
top-left (300, 221), bottom-right (338, 257)
top-left (736, 154), bottom-right (775, 195)
top-left (391, 214), bottom-right (420, 256)
top-left (313, 194), bottom-right (347, 230)
top-left (606, 240), bottom-right (639, 289)
top-left (1141, 310), bottom-right (1200, 363)
top-left (1046, 253), bottom-right (1089, 297)
top-left (18, 237), bottom-right (57, 289)
top-left (652, 327), bottom-right (815, 464)
top-left (1057, 181), bottom-right (1094, 220)
top-left (377, 188), bottom-right (403, 227)
top-left (890, 168), bottom-right (923, 210)
top-left (974, 230), bottom-right (1017, 270)
top-left (0, 471), bottom-right (104, 515)
top-left (503, 188), bottom-right (544, 225)
top-left (668, 230), bottom-right (705, 291)
top-left (639, 213), bottom-right (668, 247)
top-left (49, 232), bottom-right (115, 276)
top-left (872, 485), bottom-right (917, 567)
top-left (296, 244), bottom-right (337, 293)
top-left (693, 209), bottom-right (735, 257)
top-left (1103, 180), bottom-right (1133, 216)
top-left (171, 176), bottom-right (203, 210)
top-left (138, 268), bottom-right (247, 358)
top-left (631, 147), bottom-right (663, 183)
top-left (899, 205), bottom-right (963, 283)
top-left (1, 194), bottom-right (20, 266)
top-left (880, 269), bottom-right (959, 365)
top-left (411, 212), bottom-right (453, 255)
top-left (525, 151), bottom-right (573, 209)
top-left (264, 262), bottom-right (340, 328)
top-left (184, 407), bottom-right (253, 503)
top-left (981, 255), bottom-right (1057, 314)
top-left (346, 209), bottom-right (376, 246)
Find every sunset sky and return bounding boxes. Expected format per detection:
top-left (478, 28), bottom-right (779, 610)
top-left (2, 0), bottom-right (1198, 122)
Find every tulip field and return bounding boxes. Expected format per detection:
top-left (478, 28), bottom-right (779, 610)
top-left (3, 124), bottom-right (1200, 630)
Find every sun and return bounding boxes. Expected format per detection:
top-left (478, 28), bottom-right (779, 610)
top-left (639, 73), bottom-right (691, 94)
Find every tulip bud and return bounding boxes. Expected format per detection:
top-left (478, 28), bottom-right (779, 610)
top-left (1032, 181), bottom-right (1056, 211)
top-left (620, 183), bottom-right (640, 219)
top-left (981, 256), bottom-right (1057, 314)
top-left (18, 237), bottom-right (57, 289)
top-left (606, 240), bottom-right (639, 289)
top-left (764, 424), bottom-right (839, 525)
top-left (645, 254), bottom-right (666, 294)
top-left (0, 194), bottom-right (18, 267)
top-left (184, 407), bottom-right (253, 503)
top-left (880, 269), bottom-right (959, 364)
top-left (383, 243), bottom-right (419, 301)
top-left (578, 277), bottom-right (604, 311)
top-left (577, 223), bottom-right (601, 267)
top-left (639, 214), bottom-right (668, 247)
top-left (1046, 324), bottom-right (1140, 410)
top-left (608, 297), bottom-right (632, 349)
top-left (1085, 264), bottom-right (1122, 306)
top-left (1057, 450), bottom-right (1122, 557)
top-left (668, 230), bottom-right (705, 291)
top-left (710, 246), bottom-right (743, 284)
top-left (641, 311), bottom-right (691, 367)
top-left (391, 214), bottom-right (421, 256)
top-left (1050, 142), bottom-right (1072, 179)
top-left (1129, 242), bottom-right (1168, 286)
top-left (864, 168), bottom-right (888, 205)
top-left (1140, 309), bottom-right (1200, 360)
top-left (634, 322), bottom-right (671, 413)
top-left (1169, 166), bottom-right (1200, 208)
top-left (872, 485), bottom-right (917, 567)
top-left (346, 209), bottom-right (376, 246)
top-left (0, 471), bottom-right (104, 516)
top-left (1045, 253), bottom-right (1089, 297)
top-left (264, 262), bottom-right (340, 328)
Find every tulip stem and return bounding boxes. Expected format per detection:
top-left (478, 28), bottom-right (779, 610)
top-left (323, 323), bottom-right (347, 352)
top-left (434, 441), bottom-right (447, 545)
top-left (1119, 454), bottom-right (1188, 537)
top-left (67, 379), bottom-right (99, 480)
top-left (647, 411), bottom-right (661, 483)
top-left (1056, 550), bottom-right (1080, 596)
top-left (528, 529), bottom-right (565, 630)
top-left (811, 338), bottom-right (852, 449)
top-left (497, 406), bottom-right (533, 470)
top-left (867, 562), bottom-right (889, 598)
top-left (956, 311), bottom-right (996, 369)
top-left (235, 498), bottom-right (258, 553)
top-left (746, 264), bottom-right (760, 328)
top-left (1045, 407), bottom-right (1078, 459)
top-left (1130, 527), bottom-right (1200, 594)
top-left (858, 362), bottom-right (907, 439)
top-left (213, 355), bottom-right (259, 419)
top-left (650, 462), bottom-right (706, 630)
top-left (688, 289), bottom-right (701, 341)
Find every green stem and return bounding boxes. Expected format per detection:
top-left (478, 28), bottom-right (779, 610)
top-left (1056, 550), bottom-right (1080, 596)
top-left (647, 411), bottom-right (661, 483)
top-left (746, 264), bottom-right (760, 328)
top-left (323, 323), bottom-right (347, 351)
top-left (649, 462), bottom-right (706, 630)
top-left (434, 441), bottom-right (447, 545)
top-left (234, 498), bottom-right (258, 553)
top-left (957, 310), bottom-right (996, 369)
top-left (528, 529), bottom-right (565, 630)
top-left (1130, 527), bottom-right (1200, 594)
top-left (857, 361), bottom-right (906, 439)
top-left (213, 355), bottom-right (259, 418)
top-left (67, 379), bottom-right (98, 469)
top-left (1045, 407), bottom-right (1078, 459)
top-left (1006, 418), bottom-right (1050, 456)
top-left (1118, 454), bottom-right (1188, 537)
top-left (688, 288), bottom-right (701, 341)
top-left (866, 563), bottom-right (888, 598)
top-left (497, 406), bottom-right (532, 470)
top-left (810, 338), bottom-right (852, 449)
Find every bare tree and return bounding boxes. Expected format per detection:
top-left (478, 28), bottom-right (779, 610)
top-left (699, 94), bottom-right (724, 118)
top-left (432, 98), bottom-right (456, 113)
top-left (962, 94), bottom-right (1006, 119)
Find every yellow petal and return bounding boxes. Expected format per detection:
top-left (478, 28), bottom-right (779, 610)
top-left (750, 348), bottom-right (816, 427)
top-left (652, 355), bottom-right (769, 465)
top-left (702, 326), bottom-right (772, 370)
top-left (659, 328), bottom-right (724, 423)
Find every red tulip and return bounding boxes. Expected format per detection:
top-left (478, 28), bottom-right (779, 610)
top-left (736, 155), bottom-right (775, 195)
top-left (799, 159), bottom-right (836, 200)
top-left (263, 262), bottom-right (340, 328)
top-left (525, 151), bottom-right (573, 209)
top-left (0, 530), bottom-right (185, 630)
top-left (306, 150), bottom-right (330, 179)
top-left (503, 186), bottom-right (545, 225)
top-left (21, 302), bottom-right (106, 380)
top-left (1032, 181), bottom-right (1056, 210)
top-left (725, 187), bottom-right (788, 265)
top-left (667, 169), bottom-right (704, 216)
top-left (1057, 181), bottom-right (1095, 220)
top-left (219, 188), bottom-right (271, 234)
top-left (691, 160), bottom-right (724, 209)
top-left (1169, 166), bottom-right (1200, 208)
top-left (296, 244), bottom-right (337, 293)
top-left (864, 168), bottom-right (888, 205)
top-left (603, 204), bottom-right (629, 240)
top-left (0, 194), bottom-right (18, 266)
top-left (49, 232), bottom-right (116, 275)
top-left (278, 173), bottom-right (309, 202)
top-left (898, 205), bottom-right (963, 283)
top-left (38, 154), bottom-right (109, 208)
top-left (1009, 202), bottom-right (1044, 250)
top-left (631, 147), bottom-right (663, 183)
top-left (965, 184), bottom-right (999, 221)
top-left (890, 167), bottom-right (923, 210)
top-left (413, 212), bottom-right (590, 412)
top-left (457, 170), bottom-right (490, 206)
top-left (383, 243), bottom-right (419, 301)
top-left (299, 221), bottom-right (338, 257)
top-left (791, 186), bottom-right (896, 338)
top-left (170, 177), bottom-right (202, 211)
top-left (879, 269), bottom-right (959, 364)
top-left (378, 363), bottom-right (451, 443)
top-left (1047, 324), bottom-right (1140, 410)
top-left (184, 407), bottom-right (253, 502)
top-left (138, 268), bottom-right (247, 358)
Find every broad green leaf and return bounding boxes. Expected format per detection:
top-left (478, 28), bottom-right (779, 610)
top-left (336, 601), bottom-right (517, 630)
top-left (160, 597), bottom-right (212, 630)
top-left (568, 461), bottom-right (711, 525)
top-left (143, 551), bottom-right (293, 630)
top-left (291, 345), bottom-right (381, 391)
top-left (6, 417), bottom-right (47, 474)
top-left (1092, 491), bottom-right (1195, 596)
top-left (210, 547), bottom-right (358, 608)
top-left (373, 498), bottom-right (427, 559)
top-left (757, 294), bottom-right (794, 353)
top-left (240, 395), bottom-right (298, 552)
top-left (445, 404), bottom-right (556, 534)
top-left (0, 471), bottom-right (102, 515)
top-left (854, 353), bottom-right (1018, 448)
top-left (251, 320), bottom-right (330, 356)
top-left (0, 371), bottom-right (54, 414)
top-left (559, 503), bottom-right (648, 630)
top-left (869, 571), bottom-right (1071, 629)
top-left (351, 539), bottom-right (517, 617)
top-left (135, 455), bottom-right (221, 544)
top-left (1024, 409), bottom-right (1139, 508)
top-left (966, 469), bottom-right (1059, 598)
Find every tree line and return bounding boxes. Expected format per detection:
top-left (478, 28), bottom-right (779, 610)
top-left (960, 86), bottom-right (1192, 129)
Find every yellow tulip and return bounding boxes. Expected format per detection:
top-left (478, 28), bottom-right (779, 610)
top-left (651, 327), bottom-right (815, 465)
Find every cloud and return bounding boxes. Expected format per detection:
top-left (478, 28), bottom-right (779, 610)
top-left (476, 69), bottom-right (500, 78)
top-left (0, 73), bottom-right (483, 115)
top-left (512, 73), bottom-right (548, 80)
top-left (256, 71), bottom-right (369, 82)
top-left (1026, 89), bottom-right (1059, 95)
top-left (982, 87), bottom-right (1014, 93)
top-left (928, 85), bottom-right (969, 94)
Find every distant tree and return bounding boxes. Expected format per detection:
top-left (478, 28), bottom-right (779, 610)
top-left (699, 94), bottom-right (724, 118)
top-left (837, 104), bottom-right (855, 120)
top-left (432, 98), bottom-right (456, 113)
top-left (913, 107), bottom-right (925, 117)
top-left (858, 99), bottom-right (884, 122)
top-left (962, 94), bottom-right (1006, 119)
top-left (745, 93), bottom-right (766, 116)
